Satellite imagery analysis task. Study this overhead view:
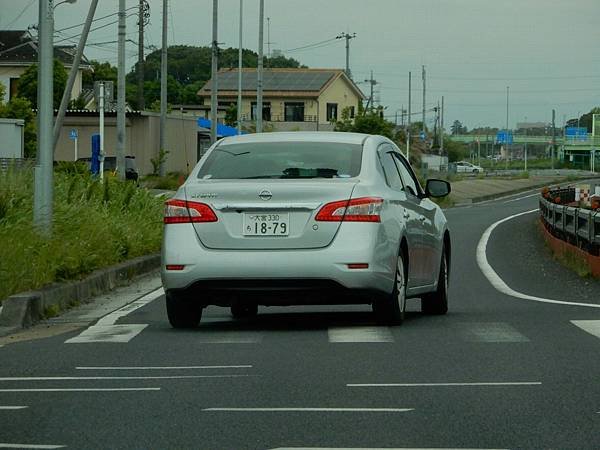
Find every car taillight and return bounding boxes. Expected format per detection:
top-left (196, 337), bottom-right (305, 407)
top-left (315, 197), bottom-right (383, 223)
top-left (164, 199), bottom-right (218, 224)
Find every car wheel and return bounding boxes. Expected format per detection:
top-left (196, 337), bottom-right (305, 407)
top-left (231, 303), bottom-right (258, 318)
top-left (473, 169), bottom-right (479, 173)
top-left (166, 291), bottom-right (202, 328)
top-left (421, 249), bottom-right (448, 315)
top-left (373, 250), bottom-right (406, 326)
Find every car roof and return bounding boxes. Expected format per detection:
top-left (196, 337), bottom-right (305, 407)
top-left (218, 131), bottom-right (371, 146)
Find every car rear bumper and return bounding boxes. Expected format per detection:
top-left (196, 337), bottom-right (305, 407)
top-left (161, 223), bottom-right (397, 305)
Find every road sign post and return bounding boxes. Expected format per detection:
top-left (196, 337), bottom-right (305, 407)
top-left (69, 129), bottom-right (78, 161)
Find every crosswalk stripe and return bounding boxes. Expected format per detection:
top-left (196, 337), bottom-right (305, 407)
top-left (328, 327), bottom-right (393, 343)
top-left (459, 322), bottom-right (529, 343)
top-left (571, 320), bottom-right (600, 339)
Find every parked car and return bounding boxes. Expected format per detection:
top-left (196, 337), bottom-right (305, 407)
top-left (455, 161), bottom-right (484, 173)
top-left (161, 132), bottom-right (451, 328)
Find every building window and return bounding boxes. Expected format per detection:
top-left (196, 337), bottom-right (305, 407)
top-left (251, 102), bottom-right (271, 121)
top-left (326, 103), bottom-right (338, 121)
top-left (9, 78), bottom-right (19, 99)
top-left (349, 106), bottom-right (356, 119)
top-left (284, 102), bottom-right (304, 122)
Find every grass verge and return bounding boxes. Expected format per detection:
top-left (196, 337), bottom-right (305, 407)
top-left (0, 164), bottom-right (164, 304)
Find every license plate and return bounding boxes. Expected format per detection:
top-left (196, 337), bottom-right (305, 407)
top-left (243, 213), bottom-right (289, 236)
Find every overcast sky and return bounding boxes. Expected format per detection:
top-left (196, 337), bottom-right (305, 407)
top-left (1, 0), bottom-right (599, 130)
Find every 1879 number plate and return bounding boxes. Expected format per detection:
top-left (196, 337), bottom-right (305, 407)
top-left (243, 213), bottom-right (289, 236)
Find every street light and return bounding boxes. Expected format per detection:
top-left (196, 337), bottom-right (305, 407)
top-left (33, 0), bottom-right (77, 234)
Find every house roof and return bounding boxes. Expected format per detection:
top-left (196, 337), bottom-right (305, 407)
top-left (198, 68), bottom-right (365, 100)
top-left (0, 30), bottom-right (91, 68)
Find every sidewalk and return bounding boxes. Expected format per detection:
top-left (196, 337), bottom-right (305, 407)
top-left (448, 175), bottom-right (574, 204)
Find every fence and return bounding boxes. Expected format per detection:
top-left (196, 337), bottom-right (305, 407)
top-left (539, 188), bottom-right (600, 256)
top-left (0, 158), bottom-right (31, 172)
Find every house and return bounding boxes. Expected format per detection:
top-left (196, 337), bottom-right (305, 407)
top-left (197, 68), bottom-right (365, 131)
top-left (0, 30), bottom-right (91, 104)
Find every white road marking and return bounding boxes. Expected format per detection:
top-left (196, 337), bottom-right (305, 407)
top-left (75, 365), bottom-right (252, 370)
top-left (0, 375), bottom-right (250, 381)
top-left (0, 406), bottom-right (28, 410)
top-left (347, 382), bottom-right (541, 387)
top-left (476, 209), bottom-right (600, 308)
top-left (203, 407), bottom-right (413, 412)
top-left (503, 192), bottom-right (540, 203)
top-left (571, 320), bottom-right (600, 339)
top-left (0, 445), bottom-right (65, 449)
top-left (64, 288), bottom-right (164, 344)
top-left (460, 322), bottom-right (530, 342)
top-left (65, 324), bottom-right (148, 343)
top-left (328, 327), bottom-right (393, 343)
top-left (96, 287), bottom-right (163, 326)
top-left (270, 448), bottom-right (508, 450)
top-left (0, 388), bottom-right (160, 392)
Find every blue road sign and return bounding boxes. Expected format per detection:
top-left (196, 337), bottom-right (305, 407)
top-left (496, 130), bottom-right (513, 145)
top-left (69, 129), bottom-right (78, 140)
top-left (565, 127), bottom-right (588, 141)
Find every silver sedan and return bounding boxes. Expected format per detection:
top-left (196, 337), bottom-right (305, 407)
top-left (161, 132), bottom-right (451, 327)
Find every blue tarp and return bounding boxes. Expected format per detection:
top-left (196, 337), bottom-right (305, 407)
top-left (197, 118), bottom-right (245, 137)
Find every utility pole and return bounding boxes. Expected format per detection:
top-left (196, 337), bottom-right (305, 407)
top-left (159, 0), bottom-right (168, 176)
top-left (505, 86), bottom-right (509, 170)
top-left (266, 17), bottom-right (271, 58)
top-left (137, 0), bottom-right (146, 111)
top-left (364, 71), bottom-right (377, 111)
top-left (256, 0), bottom-right (264, 133)
top-left (116, 0), bottom-right (126, 180)
top-left (237, 0), bottom-right (243, 135)
top-left (210, 0), bottom-right (219, 143)
top-left (440, 95), bottom-right (444, 155)
top-left (99, 82), bottom-right (105, 180)
top-left (336, 32), bottom-right (356, 79)
top-left (421, 65), bottom-right (426, 134)
top-left (552, 109), bottom-right (556, 170)
top-left (406, 71), bottom-right (411, 160)
top-left (34, 0), bottom-right (54, 233)
top-left (524, 116), bottom-right (528, 172)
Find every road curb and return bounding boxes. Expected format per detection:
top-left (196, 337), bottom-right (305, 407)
top-left (453, 177), bottom-right (598, 206)
top-left (0, 254), bottom-right (161, 336)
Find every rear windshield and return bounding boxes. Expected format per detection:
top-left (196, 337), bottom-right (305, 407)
top-left (197, 142), bottom-right (363, 179)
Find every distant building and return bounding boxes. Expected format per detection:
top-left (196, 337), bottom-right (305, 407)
top-left (516, 122), bottom-right (548, 130)
top-left (0, 30), bottom-right (91, 104)
top-left (197, 68), bottom-right (366, 131)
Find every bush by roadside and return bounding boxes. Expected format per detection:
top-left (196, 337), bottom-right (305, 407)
top-left (0, 165), bottom-right (164, 303)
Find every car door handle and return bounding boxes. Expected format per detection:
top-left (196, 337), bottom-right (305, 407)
top-left (403, 211), bottom-right (410, 219)
top-left (419, 216), bottom-right (426, 222)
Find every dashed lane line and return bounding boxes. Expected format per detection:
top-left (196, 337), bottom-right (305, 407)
top-left (0, 388), bottom-right (160, 392)
top-left (347, 382), bottom-right (542, 387)
top-left (328, 326), bottom-right (393, 343)
top-left (75, 365), bottom-right (253, 370)
top-left (0, 445), bottom-right (65, 449)
top-left (476, 209), bottom-right (600, 309)
top-left (0, 406), bottom-right (28, 410)
top-left (203, 408), bottom-right (413, 412)
top-left (0, 375), bottom-right (250, 381)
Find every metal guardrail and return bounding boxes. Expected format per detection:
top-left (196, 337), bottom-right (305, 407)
top-left (539, 190), bottom-right (600, 254)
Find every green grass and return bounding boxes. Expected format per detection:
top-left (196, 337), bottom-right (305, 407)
top-left (0, 165), bottom-right (164, 303)
top-left (141, 172), bottom-right (186, 191)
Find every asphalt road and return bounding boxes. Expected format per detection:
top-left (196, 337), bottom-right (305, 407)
top-left (1, 190), bottom-right (600, 450)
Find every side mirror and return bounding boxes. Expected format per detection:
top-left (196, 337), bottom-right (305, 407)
top-left (425, 179), bottom-right (451, 198)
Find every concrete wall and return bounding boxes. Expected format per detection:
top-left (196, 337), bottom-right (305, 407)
top-left (54, 112), bottom-right (202, 176)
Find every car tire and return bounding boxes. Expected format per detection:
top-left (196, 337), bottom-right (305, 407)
top-left (373, 250), bottom-right (406, 326)
top-left (421, 249), bottom-right (449, 315)
top-left (231, 303), bottom-right (258, 318)
top-left (166, 291), bottom-right (202, 328)
top-left (473, 169), bottom-right (479, 173)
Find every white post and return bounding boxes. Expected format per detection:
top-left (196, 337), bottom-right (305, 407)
top-left (74, 136), bottom-right (78, 161)
top-left (237, 0), bottom-right (243, 135)
top-left (99, 82), bottom-right (105, 180)
top-left (256, 0), bottom-right (264, 133)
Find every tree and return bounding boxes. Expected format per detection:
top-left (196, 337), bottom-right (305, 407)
top-left (224, 104), bottom-right (237, 127)
top-left (334, 106), bottom-right (394, 139)
top-left (16, 59), bottom-right (68, 109)
top-left (82, 60), bottom-right (118, 88)
top-left (451, 120), bottom-right (467, 135)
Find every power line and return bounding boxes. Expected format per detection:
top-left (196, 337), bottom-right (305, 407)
top-left (283, 37), bottom-right (338, 53)
top-left (3, 0), bottom-right (36, 29)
